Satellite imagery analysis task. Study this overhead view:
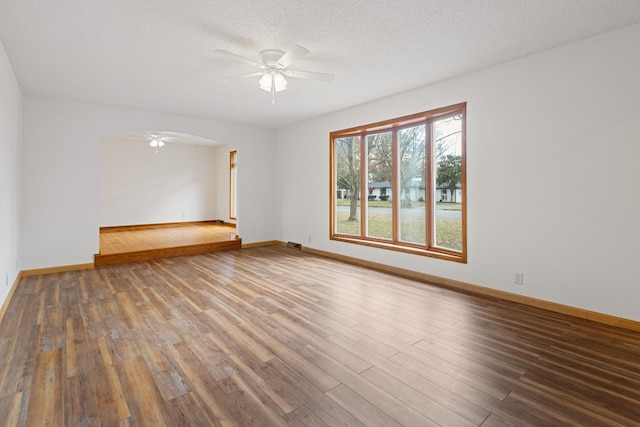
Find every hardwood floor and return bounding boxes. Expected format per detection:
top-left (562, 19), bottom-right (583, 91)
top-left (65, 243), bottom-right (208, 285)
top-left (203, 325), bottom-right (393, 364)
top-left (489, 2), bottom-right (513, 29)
top-left (95, 222), bottom-right (241, 266)
top-left (2, 245), bottom-right (639, 426)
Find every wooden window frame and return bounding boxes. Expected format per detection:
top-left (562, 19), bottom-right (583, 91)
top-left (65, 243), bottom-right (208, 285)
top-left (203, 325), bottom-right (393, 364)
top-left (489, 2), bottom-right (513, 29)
top-left (329, 102), bottom-right (467, 263)
top-left (229, 150), bottom-right (237, 220)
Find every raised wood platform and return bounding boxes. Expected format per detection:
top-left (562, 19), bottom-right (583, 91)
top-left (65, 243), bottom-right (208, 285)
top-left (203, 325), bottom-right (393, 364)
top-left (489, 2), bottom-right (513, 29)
top-left (94, 221), bottom-right (241, 266)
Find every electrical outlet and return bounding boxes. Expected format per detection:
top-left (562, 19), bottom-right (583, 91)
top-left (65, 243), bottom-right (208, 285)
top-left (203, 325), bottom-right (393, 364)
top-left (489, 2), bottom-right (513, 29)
top-left (308, 235), bottom-right (312, 242)
top-left (5, 274), bottom-right (8, 287)
top-left (514, 272), bottom-right (524, 285)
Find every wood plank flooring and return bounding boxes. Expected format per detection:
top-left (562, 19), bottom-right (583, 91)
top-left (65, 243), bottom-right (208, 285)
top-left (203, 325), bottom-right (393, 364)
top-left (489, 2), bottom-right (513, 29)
top-left (95, 222), bottom-right (240, 266)
top-left (2, 245), bottom-right (640, 426)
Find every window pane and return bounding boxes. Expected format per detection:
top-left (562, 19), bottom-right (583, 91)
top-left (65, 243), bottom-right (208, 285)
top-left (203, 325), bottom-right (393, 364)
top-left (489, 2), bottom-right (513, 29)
top-left (335, 136), bottom-right (361, 236)
top-left (398, 124), bottom-right (426, 245)
top-left (366, 132), bottom-right (393, 240)
top-left (433, 115), bottom-right (463, 251)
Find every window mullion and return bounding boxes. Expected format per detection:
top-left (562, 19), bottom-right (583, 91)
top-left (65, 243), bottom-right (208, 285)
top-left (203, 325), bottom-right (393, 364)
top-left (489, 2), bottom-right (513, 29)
top-left (360, 133), bottom-right (367, 239)
top-left (425, 121), bottom-right (433, 249)
top-left (391, 129), bottom-right (399, 243)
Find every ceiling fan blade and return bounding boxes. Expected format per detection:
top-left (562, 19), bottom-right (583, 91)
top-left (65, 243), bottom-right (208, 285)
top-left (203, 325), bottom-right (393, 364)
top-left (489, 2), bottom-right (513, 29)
top-left (221, 71), bottom-right (264, 82)
top-left (276, 44), bottom-right (309, 68)
top-left (214, 49), bottom-right (263, 68)
top-left (283, 69), bottom-right (335, 82)
top-left (127, 132), bottom-right (162, 140)
top-left (127, 131), bottom-right (174, 140)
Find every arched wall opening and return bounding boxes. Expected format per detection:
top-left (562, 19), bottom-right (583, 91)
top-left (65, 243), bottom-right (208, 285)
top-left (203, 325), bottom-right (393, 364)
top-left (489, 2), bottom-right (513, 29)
top-left (99, 131), bottom-right (236, 227)
top-left (97, 131), bottom-right (239, 262)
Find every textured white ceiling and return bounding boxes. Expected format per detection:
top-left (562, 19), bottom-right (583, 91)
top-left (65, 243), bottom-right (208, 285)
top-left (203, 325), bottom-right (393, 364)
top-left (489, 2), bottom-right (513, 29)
top-left (1, 0), bottom-right (639, 129)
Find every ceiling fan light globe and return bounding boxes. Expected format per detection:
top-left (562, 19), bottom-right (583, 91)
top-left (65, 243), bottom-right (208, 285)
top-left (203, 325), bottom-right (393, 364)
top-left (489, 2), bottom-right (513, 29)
top-left (273, 73), bottom-right (287, 92)
top-left (258, 73), bottom-right (272, 92)
top-left (149, 138), bottom-right (165, 148)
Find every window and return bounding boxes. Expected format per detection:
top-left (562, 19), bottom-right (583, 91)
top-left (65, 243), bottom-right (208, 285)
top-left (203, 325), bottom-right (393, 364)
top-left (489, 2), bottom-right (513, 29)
top-left (330, 103), bottom-right (466, 262)
top-left (229, 150), bottom-right (237, 220)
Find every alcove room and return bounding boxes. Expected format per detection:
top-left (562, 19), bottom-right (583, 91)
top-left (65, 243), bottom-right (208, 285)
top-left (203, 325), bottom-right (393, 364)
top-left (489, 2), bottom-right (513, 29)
top-left (96, 132), bottom-right (240, 266)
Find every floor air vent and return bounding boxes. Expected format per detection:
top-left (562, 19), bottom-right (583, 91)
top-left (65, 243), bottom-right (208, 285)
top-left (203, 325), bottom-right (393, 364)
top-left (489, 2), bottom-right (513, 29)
top-left (286, 241), bottom-right (302, 250)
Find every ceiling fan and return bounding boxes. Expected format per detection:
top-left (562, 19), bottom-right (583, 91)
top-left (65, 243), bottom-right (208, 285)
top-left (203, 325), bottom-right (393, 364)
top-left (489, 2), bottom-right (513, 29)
top-left (215, 44), bottom-right (334, 104)
top-left (128, 131), bottom-right (176, 153)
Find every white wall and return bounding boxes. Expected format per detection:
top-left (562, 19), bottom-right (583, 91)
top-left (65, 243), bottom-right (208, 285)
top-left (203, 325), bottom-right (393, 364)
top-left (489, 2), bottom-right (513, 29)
top-left (275, 24), bottom-right (640, 322)
top-left (22, 96), bottom-right (275, 269)
top-left (0, 38), bottom-right (21, 308)
top-left (100, 137), bottom-right (219, 226)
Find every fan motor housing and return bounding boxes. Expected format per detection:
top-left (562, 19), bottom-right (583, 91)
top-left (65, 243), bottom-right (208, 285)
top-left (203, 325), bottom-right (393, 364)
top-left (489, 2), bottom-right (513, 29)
top-left (260, 49), bottom-right (285, 67)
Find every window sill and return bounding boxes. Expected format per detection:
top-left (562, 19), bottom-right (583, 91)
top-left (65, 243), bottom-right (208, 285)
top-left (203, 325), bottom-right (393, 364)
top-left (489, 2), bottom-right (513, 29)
top-left (331, 235), bottom-right (466, 263)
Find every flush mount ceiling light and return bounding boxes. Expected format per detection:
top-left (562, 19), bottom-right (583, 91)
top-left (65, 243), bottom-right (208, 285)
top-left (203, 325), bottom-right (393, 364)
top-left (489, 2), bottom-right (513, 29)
top-left (215, 44), bottom-right (334, 104)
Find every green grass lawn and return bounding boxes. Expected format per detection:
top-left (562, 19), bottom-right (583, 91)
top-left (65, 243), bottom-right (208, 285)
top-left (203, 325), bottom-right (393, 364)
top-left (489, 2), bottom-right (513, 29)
top-left (336, 207), bottom-right (462, 251)
top-left (336, 199), bottom-right (462, 210)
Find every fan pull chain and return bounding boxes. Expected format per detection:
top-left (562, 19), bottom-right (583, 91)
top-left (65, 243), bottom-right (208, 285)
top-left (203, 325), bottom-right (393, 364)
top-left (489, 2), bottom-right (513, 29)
top-left (271, 80), bottom-right (276, 104)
